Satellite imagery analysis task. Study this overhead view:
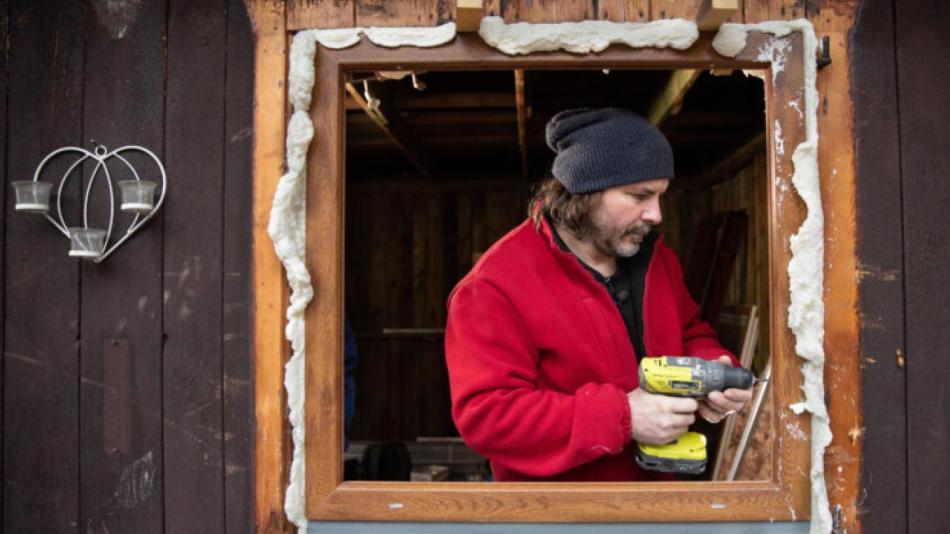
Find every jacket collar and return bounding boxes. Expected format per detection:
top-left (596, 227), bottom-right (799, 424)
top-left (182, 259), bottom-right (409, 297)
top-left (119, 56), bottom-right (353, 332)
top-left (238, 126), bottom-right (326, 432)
top-left (536, 214), bottom-right (607, 298)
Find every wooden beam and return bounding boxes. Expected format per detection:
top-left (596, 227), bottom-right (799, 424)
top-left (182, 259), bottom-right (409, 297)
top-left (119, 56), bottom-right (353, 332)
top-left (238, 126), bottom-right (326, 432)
top-left (246, 0), bottom-right (293, 532)
top-left (514, 69), bottom-right (529, 180)
top-left (344, 81), bottom-right (386, 124)
top-left (696, 0), bottom-right (740, 32)
top-left (647, 69), bottom-right (701, 127)
top-left (344, 81), bottom-right (436, 175)
top-left (456, 0), bottom-right (483, 32)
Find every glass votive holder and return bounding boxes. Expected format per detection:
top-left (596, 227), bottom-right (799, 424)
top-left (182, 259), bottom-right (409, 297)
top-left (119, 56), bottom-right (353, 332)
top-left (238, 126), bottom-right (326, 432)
top-left (68, 227), bottom-right (107, 259)
top-left (118, 180), bottom-right (158, 214)
top-left (11, 181), bottom-right (53, 213)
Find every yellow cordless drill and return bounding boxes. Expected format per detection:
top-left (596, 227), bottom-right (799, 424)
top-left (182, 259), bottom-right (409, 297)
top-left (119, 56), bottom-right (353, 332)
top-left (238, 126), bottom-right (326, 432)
top-left (634, 356), bottom-right (763, 475)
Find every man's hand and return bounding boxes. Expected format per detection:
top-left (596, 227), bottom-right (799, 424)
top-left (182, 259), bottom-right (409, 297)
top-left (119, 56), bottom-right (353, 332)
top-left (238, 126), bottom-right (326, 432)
top-left (697, 355), bottom-right (753, 424)
top-left (627, 388), bottom-right (698, 445)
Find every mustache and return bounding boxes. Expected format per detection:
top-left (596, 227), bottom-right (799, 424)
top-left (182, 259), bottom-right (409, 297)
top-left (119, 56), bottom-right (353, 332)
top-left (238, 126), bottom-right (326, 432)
top-left (623, 223), bottom-right (652, 237)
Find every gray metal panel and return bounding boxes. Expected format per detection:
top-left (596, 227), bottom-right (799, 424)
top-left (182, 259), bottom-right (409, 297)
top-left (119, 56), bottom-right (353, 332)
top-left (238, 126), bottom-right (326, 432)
top-left (310, 522), bottom-right (808, 533)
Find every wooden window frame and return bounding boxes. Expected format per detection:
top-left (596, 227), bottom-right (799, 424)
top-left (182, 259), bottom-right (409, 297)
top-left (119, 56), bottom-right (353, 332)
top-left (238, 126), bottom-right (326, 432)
top-left (303, 31), bottom-right (813, 522)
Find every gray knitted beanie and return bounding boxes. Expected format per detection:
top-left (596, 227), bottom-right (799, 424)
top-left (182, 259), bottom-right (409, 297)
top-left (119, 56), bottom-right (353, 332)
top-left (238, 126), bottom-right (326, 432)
top-left (545, 108), bottom-right (674, 194)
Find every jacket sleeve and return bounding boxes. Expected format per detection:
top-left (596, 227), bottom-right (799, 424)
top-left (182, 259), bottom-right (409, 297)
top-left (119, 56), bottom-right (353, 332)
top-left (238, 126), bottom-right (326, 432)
top-left (657, 244), bottom-right (740, 368)
top-left (445, 278), bottom-right (632, 477)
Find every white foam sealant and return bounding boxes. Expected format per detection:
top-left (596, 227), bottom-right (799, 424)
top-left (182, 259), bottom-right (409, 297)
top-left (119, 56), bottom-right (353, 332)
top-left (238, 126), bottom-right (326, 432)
top-left (714, 20), bottom-right (831, 534)
top-left (477, 15), bottom-right (698, 55)
top-left (274, 15), bottom-right (829, 533)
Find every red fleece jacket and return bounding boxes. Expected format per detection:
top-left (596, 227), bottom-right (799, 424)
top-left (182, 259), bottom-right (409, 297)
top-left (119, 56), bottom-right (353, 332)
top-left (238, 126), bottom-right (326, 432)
top-left (445, 217), bottom-right (737, 481)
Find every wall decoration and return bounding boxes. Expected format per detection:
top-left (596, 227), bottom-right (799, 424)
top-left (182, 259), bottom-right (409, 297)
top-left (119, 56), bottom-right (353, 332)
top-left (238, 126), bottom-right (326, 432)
top-left (12, 142), bottom-right (167, 263)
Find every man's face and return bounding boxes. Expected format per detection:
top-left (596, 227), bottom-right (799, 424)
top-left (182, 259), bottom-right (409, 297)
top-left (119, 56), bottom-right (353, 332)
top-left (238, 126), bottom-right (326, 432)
top-left (587, 178), bottom-right (669, 258)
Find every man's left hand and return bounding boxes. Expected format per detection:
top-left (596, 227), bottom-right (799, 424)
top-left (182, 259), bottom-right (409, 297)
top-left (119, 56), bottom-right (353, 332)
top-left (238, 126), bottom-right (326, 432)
top-left (697, 356), bottom-right (754, 424)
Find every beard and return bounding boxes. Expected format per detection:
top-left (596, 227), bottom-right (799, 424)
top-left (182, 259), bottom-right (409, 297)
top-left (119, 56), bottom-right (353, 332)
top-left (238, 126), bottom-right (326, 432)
top-left (589, 218), bottom-right (652, 258)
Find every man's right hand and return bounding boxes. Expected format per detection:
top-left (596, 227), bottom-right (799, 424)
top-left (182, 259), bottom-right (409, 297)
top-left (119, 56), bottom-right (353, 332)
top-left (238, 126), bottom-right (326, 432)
top-left (626, 388), bottom-right (698, 445)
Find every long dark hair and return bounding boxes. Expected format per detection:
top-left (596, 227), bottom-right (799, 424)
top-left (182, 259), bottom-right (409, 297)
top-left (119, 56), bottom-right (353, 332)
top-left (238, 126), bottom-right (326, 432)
top-left (528, 177), bottom-right (601, 240)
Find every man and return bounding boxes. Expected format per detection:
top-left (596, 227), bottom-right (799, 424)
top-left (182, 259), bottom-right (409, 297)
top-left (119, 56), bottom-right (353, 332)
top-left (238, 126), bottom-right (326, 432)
top-left (444, 108), bottom-right (752, 481)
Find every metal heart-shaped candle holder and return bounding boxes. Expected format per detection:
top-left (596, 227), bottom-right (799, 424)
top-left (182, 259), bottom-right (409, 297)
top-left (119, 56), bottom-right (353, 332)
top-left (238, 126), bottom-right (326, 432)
top-left (12, 143), bottom-right (167, 263)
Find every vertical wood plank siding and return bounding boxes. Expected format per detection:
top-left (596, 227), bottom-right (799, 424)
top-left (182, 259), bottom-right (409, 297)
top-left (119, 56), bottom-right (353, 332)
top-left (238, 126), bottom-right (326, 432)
top-left (850, 0), bottom-right (907, 532)
top-left (0, 0), bottom-right (8, 525)
top-left (4, 1), bottom-right (84, 531)
top-left (1, 0), bottom-right (254, 531)
top-left (163, 0), bottom-right (228, 532)
top-left (895, 0), bottom-right (950, 532)
top-left (79, 0), bottom-right (167, 531)
top-left (223, 1), bottom-right (256, 532)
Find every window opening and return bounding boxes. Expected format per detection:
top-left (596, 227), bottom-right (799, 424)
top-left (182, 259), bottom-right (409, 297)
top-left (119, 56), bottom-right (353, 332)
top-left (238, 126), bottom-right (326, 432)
top-left (343, 68), bottom-right (773, 483)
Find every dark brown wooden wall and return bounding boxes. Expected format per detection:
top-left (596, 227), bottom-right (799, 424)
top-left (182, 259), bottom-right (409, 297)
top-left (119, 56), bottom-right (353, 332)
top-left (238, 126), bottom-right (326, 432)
top-left (853, 0), bottom-right (950, 533)
top-left (1, 1), bottom-right (255, 532)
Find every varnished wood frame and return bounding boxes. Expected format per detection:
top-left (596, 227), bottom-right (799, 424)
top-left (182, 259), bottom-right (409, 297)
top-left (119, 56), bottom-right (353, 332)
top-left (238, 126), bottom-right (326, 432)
top-left (304, 32), bottom-right (814, 522)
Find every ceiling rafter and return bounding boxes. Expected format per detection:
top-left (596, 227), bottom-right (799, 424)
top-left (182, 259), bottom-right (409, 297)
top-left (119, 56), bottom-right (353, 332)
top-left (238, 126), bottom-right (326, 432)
top-left (345, 80), bottom-right (436, 176)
